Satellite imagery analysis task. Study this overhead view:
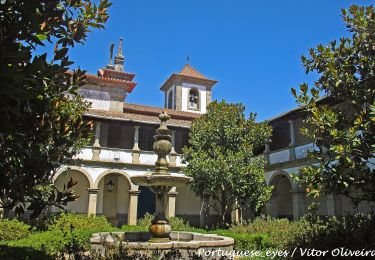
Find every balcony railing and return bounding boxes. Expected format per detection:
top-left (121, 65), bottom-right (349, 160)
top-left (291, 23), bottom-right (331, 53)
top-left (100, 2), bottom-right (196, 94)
top-left (74, 142), bottom-right (317, 167)
top-left (267, 143), bottom-right (317, 165)
top-left (74, 147), bottom-right (183, 167)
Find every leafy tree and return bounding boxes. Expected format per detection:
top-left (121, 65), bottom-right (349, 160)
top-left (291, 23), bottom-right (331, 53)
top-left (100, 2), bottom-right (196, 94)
top-left (292, 5), bottom-right (375, 204)
top-left (0, 0), bottom-right (111, 217)
top-left (182, 101), bottom-right (272, 224)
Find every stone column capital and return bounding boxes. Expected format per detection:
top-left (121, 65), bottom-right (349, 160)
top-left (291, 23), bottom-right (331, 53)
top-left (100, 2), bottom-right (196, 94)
top-left (128, 190), bottom-right (141, 196)
top-left (87, 188), bottom-right (99, 194)
top-left (167, 191), bottom-right (178, 197)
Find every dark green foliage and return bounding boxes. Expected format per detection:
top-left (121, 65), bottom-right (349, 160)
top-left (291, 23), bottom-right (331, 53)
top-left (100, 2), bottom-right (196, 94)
top-left (214, 230), bottom-right (271, 251)
top-left (0, 219), bottom-right (32, 241)
top-left (228, 216), bottom-right (310, 250)
top-left (0, 245), bottom-right (54, 260)
top-left (0, 0), bottom-right (111, 218)
top-left (48, 213), bottom-right (113, 232)
top-left (285, 214), bottom-right (375, 259)
top-left (2, 214), bottom-right (375, 259)
top-left (136, 212), bottom-right (191, 231)
top-left (292, 5), bottom-right (375, 203)
top-left (0, 213), bottom-right (115, 257)
top-left (183, 101), bottom-right (273, 224)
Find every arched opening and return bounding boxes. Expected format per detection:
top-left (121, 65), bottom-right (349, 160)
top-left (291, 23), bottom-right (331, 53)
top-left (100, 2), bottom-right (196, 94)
top-left (269, 174), bottom-right (293, 219)
top-left (167, 90), bottom-right (173, 109)
top-left (54, 170), bottom-right (90, 213)
top-left (137, 186), bottom-right (155, 219)
top-left (96, 173), bottom-right (130, 226)
top-left (188, 88), bottom-right (199, 110)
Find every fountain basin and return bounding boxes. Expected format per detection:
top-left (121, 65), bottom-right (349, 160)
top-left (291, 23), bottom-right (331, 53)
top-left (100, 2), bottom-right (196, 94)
top-left (90, 231), bottom-right (234, 259)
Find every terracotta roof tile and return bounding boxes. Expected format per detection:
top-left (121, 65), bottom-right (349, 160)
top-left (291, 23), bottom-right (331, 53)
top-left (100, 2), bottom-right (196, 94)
top-left (85, 108), bottom-right (195, 128)
top-left (178, 64), bottom-right (208, 80)
top-left (123, 103), bottom-right (200, 120)
top-left (85, 74), bottom-right (137, 93)
top-left (160, 64), bottom-right (217, 91)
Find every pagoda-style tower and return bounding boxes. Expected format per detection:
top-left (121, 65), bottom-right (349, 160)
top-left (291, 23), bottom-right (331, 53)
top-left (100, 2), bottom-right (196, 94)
top-left (79, 38), bottom-right (137, 112)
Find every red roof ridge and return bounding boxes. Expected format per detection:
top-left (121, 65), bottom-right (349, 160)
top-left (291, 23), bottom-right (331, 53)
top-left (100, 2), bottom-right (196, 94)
top-left (123, 102), bottom-right (201, 119)
top-left (178, 64), bottom-right (208, 80)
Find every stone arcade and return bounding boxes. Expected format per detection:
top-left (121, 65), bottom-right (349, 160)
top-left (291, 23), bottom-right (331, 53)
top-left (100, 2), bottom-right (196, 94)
top-left (51, 39), bottom-right (374, 226)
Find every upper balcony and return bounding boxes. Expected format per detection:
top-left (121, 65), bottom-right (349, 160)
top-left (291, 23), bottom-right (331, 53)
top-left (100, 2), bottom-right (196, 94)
top-left (74, 120), bottom-right (187, 168)
top-left (76, 146), bottom-right (183, 167)
top-left (74, 117), bottom-right (315, 169)
top-left (263, 117), bottom-right (317, 168)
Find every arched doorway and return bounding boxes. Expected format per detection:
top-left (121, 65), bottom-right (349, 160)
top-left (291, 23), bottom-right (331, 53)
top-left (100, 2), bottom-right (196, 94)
top-left (54, 170), bottom-right (90, 213)
top-left (96, 173), bottom-right (130, 226)
top-left (137, 186), bottom-right (155, 219)
top-left (269, 174), bottom-right (293, 219)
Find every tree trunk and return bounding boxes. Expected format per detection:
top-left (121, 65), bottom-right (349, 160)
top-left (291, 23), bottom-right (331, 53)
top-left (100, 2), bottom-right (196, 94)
top-left (220, 190), bottom-right (231, 227)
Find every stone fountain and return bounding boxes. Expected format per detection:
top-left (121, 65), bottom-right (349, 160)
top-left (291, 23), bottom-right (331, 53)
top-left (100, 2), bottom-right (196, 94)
top-left (130, 111), bottom-right (191, 242)
top-left (90, 112), bottom-right (234, 258)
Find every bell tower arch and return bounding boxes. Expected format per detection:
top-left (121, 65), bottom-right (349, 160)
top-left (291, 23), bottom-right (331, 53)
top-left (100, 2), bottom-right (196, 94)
top-left (160, 64), bottom-right (217, 114)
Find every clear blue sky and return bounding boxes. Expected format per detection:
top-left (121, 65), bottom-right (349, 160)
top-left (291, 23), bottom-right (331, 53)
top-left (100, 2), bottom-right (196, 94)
top-left (69, 0), bottom-right (373, 121)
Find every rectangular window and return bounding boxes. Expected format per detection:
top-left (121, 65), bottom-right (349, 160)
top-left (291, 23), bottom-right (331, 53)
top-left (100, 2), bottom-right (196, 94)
top-left (139, 128), bottom-right (155, 151)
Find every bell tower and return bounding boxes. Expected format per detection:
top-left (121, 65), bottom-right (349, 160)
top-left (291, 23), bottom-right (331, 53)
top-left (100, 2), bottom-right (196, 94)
top-left (160, 64), bottom-right (217, 114)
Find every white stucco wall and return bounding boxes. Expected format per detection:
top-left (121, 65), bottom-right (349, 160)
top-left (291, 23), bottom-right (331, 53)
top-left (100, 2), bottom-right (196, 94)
top-left (79, 88), bottom-right (111, 111)
top-left (181, 83), bottom-right (207, 114)
top-left (176, 185), bottom-right (202, 215)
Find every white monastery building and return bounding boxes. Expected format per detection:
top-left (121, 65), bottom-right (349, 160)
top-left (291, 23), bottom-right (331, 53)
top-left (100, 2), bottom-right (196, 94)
top-left (53, 39), bottom-right (375, 226)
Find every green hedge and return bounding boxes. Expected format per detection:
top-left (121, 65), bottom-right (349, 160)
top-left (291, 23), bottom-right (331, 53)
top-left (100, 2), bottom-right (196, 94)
top-left (3, 213), bottom-right (374, 259)
top-left (230, 216), bottom-right (309, 249)
top-left (0, 219), bottom-right (32, 241)
top-left (214, 229), bottom-right (271, 250)
top-left (48, 213), bottom-right (113, 232)
top-left (136, 212), bottom-right (192, 230)
top-left (284, 214), bottom-right (375, 259)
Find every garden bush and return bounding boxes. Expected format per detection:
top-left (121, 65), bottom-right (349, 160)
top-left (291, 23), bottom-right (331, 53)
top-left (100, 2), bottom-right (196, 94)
top-left (48, 213), bottom-right (113, 232)
top-left (4, 226), bottom-right (100, 258)
top-left (214, 229), bottom-right (271, 251)
top-left (285, 213), bottom-right (375, 259)
top-left (136, 212), bottom-right (192, 230)
top-left (0, 219), bottom-right (32, 241)
top-left (230, 216), bottom-right (310, 249)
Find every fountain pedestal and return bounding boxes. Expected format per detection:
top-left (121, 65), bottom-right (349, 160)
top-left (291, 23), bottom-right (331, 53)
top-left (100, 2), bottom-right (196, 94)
top-left (130, 112), bottom-right (190, 242)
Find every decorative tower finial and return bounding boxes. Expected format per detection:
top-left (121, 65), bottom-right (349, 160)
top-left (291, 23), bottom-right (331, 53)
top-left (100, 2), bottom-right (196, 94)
top-left (106, 42), bottom-right (115, 69)
top-left (186, 56), bottom-right (190, 64)
top-left (118, 37), bottom-right (123, 56)
top-left (114, 37), bottom-right (125, 71)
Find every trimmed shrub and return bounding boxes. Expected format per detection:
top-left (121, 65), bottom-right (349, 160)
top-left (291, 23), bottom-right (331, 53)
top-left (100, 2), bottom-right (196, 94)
top-left (48, 213), bottom-right (113, 232)
top-left (136, 213), bottom-right (191, 230)
top-left (136, 212), bottom-right (154, 227)
top-left (4, 227), bottom-right (103, 257)
top-left (285, 214), bottom-right (375, 259)
top-left (214, 229), bottom-right (271, 250)
top-left (0, 219), bottom-right (32, 241)
top-left (230, 216), bottom-right (309, 249)
top-left (4, 230), bottom-right (66, 256)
